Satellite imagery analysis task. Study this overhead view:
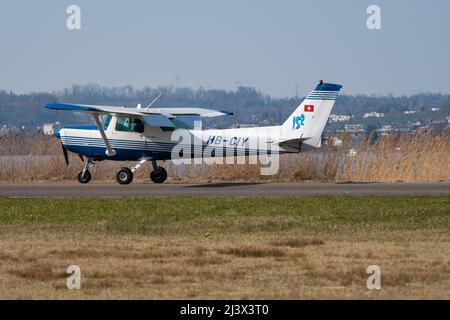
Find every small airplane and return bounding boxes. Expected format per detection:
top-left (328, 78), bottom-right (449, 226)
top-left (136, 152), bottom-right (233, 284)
top-left (45, 81), bottom-right (342, 184)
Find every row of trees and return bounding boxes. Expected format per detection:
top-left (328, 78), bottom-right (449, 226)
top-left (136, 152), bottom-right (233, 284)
top-left (0, 84), bottom-right (449, 128)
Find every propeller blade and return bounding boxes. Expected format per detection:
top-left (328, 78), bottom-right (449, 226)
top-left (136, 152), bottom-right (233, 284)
top-left (61, 142), bottom-right (69, 165)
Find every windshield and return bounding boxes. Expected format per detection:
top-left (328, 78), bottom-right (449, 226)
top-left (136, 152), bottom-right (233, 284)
top-left (100, 114), bottom-right (112, 130)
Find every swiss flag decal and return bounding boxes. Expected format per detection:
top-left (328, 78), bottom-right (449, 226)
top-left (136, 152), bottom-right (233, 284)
top-left (304, 104), bottom-right (314, 112)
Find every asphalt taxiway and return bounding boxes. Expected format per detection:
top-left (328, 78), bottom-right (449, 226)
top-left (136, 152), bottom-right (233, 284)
top-left (0, 182), bottom-right (448, 197)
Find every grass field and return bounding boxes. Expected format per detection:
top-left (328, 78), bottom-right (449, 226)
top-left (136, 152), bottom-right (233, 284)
top-left (0, 196), bottom-right (449, 299)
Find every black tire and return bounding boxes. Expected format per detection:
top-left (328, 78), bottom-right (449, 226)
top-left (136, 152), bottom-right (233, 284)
top-left (150, 167), bottom-right (167, 184)
top-left (116, 167), bottom-right (133, 185)
top-left (77, 170), bottom-right (91, 184)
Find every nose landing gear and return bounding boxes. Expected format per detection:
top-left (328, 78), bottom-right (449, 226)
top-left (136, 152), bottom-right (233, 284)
top-left (77, 158), bottom-right (94, 184)
top-left (77, 170), bottom-right (91, 184)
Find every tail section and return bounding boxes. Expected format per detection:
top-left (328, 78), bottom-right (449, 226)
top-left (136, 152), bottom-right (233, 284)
top-left (281, 81), bottom-right (342, 147)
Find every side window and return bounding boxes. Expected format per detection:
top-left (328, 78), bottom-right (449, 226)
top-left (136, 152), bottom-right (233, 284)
top-left (132, 118), bottom-right (145, 133)
top-left (115, 116), bottom-right (144, 133)
top-left (100, 114), bottom-right (112, 130)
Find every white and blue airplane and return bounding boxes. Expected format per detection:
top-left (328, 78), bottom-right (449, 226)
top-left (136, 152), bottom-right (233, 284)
top-left (45, 81), bottom-right (342, 184)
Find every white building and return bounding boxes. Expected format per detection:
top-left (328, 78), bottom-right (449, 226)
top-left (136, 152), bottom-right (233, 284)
top-left (43, 123), bottom-right (59, 135)
top-left (363, 112), bottom-right (385, 119)
top-left (344, 124), bottom-right (365, 133)
top-left (329, 114), bottom-right (351, 122)
top-left (378, 125), bottom-right (394, 136)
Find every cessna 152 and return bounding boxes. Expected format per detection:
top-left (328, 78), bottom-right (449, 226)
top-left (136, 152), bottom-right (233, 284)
top-left (45, 81), bottom-right (342, 184)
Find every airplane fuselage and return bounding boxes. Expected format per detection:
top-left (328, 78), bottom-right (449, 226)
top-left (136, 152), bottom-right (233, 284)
top-left (58, 120), bottom-right (297, 162)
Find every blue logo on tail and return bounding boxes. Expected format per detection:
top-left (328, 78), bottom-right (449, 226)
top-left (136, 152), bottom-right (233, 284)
top-left (292, 114), bottom-right (305, 130)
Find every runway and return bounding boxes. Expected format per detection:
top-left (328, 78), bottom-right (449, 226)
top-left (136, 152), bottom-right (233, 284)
top-left (0, 182), bottom-right (449, 197)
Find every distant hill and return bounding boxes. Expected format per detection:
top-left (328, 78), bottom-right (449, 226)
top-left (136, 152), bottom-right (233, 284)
top-left (0, 84), bottom-right (449, 130)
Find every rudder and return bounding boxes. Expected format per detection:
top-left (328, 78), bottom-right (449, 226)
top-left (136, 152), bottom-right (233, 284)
top-left (281, 81), bottom-right (342, 147)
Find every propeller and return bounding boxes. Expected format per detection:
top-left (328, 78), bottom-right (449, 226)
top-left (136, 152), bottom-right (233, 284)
top-left (61, 142), bottom-right (69, 165)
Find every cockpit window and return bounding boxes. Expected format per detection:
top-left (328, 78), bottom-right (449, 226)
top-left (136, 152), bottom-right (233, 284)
top-left (115, 116), bottom-right (145, 133)
top-left (100, 114), bottom-right (112, 130)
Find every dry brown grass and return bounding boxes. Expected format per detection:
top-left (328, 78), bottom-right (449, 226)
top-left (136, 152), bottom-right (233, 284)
top-left (9, 263), bottom-right (67, 281)
top-left (271, 238), bottom-right (325, 248)
top-left (0, 229), bottom-right (448, 299)
top-left (0, 131), bottom-right (449, 182)
top-left (217, 246), bottom-right (287, 258)
top-left (338, 131), bottom-right (450, 182)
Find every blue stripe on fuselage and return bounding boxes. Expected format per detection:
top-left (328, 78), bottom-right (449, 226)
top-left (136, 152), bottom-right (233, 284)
top-left (65, 144), bottom-right (285, 161)
top-left (65, 145), bottom-right (173, 161)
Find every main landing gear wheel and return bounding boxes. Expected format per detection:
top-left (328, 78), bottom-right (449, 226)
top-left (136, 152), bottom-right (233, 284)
top-left (150, 167), bottom-right (167, 184)
top-left (116, 167), bottom-right (133, 185)
top-left (77, 170), bottom-right (92, 184)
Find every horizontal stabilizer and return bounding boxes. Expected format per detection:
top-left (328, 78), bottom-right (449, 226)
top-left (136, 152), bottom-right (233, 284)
top-left (278, 137), bottom-right (306, 147)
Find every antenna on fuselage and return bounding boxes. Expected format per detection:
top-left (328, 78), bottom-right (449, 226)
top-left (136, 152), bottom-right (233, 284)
top-left (145, 93), bottom-right (162, 111)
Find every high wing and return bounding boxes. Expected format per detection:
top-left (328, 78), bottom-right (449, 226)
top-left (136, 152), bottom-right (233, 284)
top-left (152, 107), bottom-right (233, 118)
top-left (45, 103), bottom-right (232, 119)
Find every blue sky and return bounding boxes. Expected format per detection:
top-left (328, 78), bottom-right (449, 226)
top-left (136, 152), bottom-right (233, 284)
top-left (1, 0), bottom-right (449, 97)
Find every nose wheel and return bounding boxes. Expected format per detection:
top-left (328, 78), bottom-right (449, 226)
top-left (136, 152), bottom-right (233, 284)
top-left (77, 170), bottom-right (92, 184)
top-left (77, 158), bottom-right (94, 184)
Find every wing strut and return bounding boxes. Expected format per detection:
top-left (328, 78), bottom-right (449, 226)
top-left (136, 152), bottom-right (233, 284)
top-left (92, 113), bottom-right (116, 157)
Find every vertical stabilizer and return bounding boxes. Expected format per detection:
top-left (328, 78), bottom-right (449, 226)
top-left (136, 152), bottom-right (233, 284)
top-left (281, 81), bottom-right (342, 147)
